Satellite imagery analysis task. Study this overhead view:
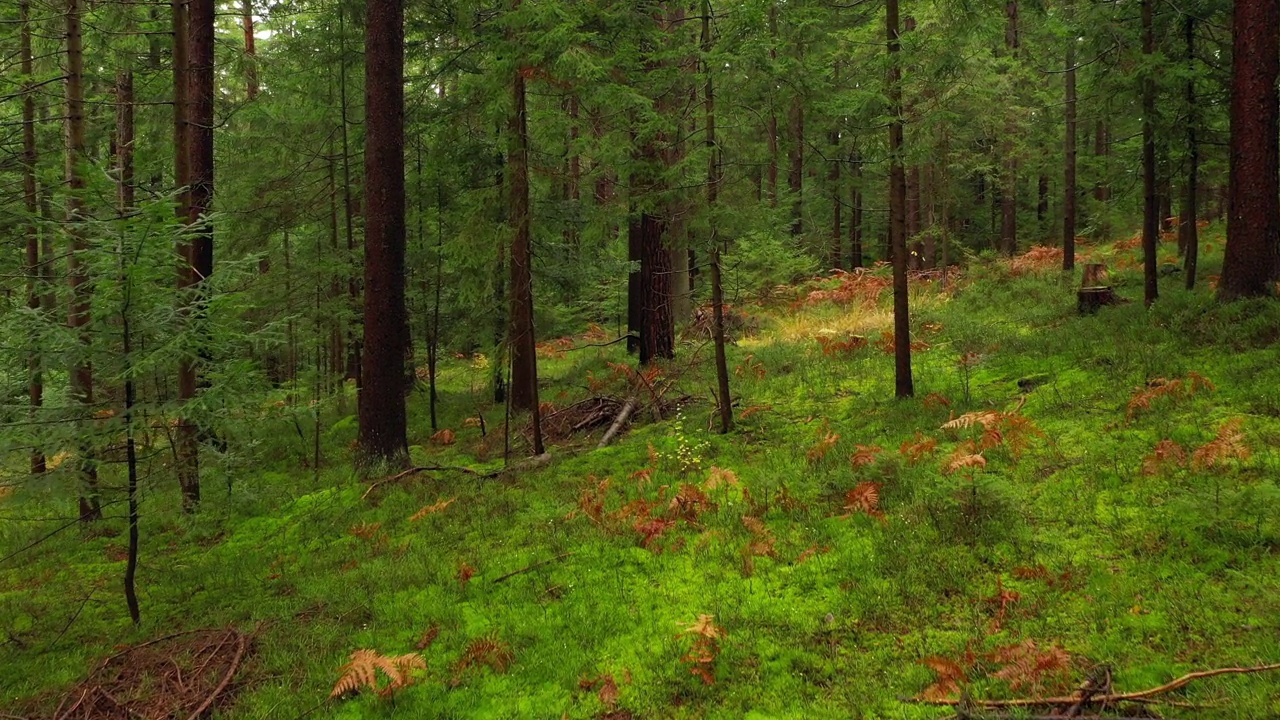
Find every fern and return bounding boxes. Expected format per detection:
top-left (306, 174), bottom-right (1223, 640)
top-left (451, 634), bottom-right (514, 685)
top-left (849, 444), bottom-right (883, 468)
top-left (842, 482), bottom-right (884, 520)
top-left (1142, 439), bottom-right (1187, 476)
top-left (900, 433), bottom-right (939, 465)
top-left (1191, 417), bottom-right (1250, 469)
top-left (1127, 372), bottom-right (1216, 419)
top-left (330, 649), bottom-right (426, 698)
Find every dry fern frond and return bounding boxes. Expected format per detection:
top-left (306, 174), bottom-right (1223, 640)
top-left (988, 640), bottom-right (1072, 693)
top-left (1192, 418), bottom-right (1250, 469)
top-left (941, 411), bottom-right (1002, 431)
top-left (451, 634), bottom-right (514, 684)
top-left (842, 482), bottom-right (884, 521)
top-left (331, 649), bottom-right (426, 698)
top-left (943, 449), bottom-right (987, 475)
top-left (409, 497), bottom-right (456, 522)
top-left (919, 656), bottom-right (968, 701)
top-left (1127, 373), bottom-right (1216, 419)
top-left (900, 433), bottom-right (939, 465)
top-left (850, 444), bottom-right (883, 468)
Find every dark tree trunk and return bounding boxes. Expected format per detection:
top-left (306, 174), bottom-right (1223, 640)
top-left (1037, 174), bottom-right (1048, 224)
top-left (1219, 0), bottom-right (1279, 299)
top-left (829, 128), bottom-right (842, 268)
top-left (508, 59), bottom-right (544, 460)
top-left (1000, 0), bottom-right (1019, 256)
top-left (21, 0), bottom-right (45, 476)
top-left (849, 147), bottom-right (863, 268)
top-left (638, 212), bottom-right (674, 365)
top-left (357, 0), bottom-right (409, 467)
top-left (1141, 0), bottom-right (1159, 306)
top-left (1181, 14), bottom-right (1199, 289)
top-left (116, 69), bottom-right (141, 625)
top-left (887, 0), bottom-right (913, 398)
top-left (66, 0), bottom-right (101, 522)
top-left (767, 3), bottom-right (779, 207)
top-left (177, 0), bottom-right (215, 510)
top-left (241, 0), bottom-right (257, 99)
top-left (703, 0), bottom-right (732, 434)
top-left (1063, 26), bottom-right (1077, 272)
top-left (789, 93), bottom-right (804, 235)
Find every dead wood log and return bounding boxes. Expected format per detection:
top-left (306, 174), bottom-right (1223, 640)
top-left (597, 397), bottom-right (639, 449)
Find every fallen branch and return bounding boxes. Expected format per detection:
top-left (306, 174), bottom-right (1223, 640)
top-left (491, 552), bottom-right (575, 584)
top-left (912, 662), bottom-right (1280, 709)
top-left (361, 464), bottom-right (504, 500)
top-left (597, 397), bottom-right (638, 449)
top-left (183, 629), bottom-right (247, 720)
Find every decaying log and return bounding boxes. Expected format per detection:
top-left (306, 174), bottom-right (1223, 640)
top-left (597, 397), bottom-right (638, 449)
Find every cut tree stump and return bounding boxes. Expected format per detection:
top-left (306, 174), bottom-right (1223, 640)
top-left (1078, 286), bottom-right (1119, 314)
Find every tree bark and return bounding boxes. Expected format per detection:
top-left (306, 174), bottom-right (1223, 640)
top-left (1219, 0), bottom-right (1279, 299)
top-left (1063, 23), bottom-right (1077, 272)
top-left (850, 147), bottom-right (863, 268)
top-left (242, 0), bottom-right (258, 100)
top-left (639, 212), bottom-right (674, 365)
top-left (66, 0), bottom-right (101, 522)
top-left (789, 92), bottom-right (804, 236)
top-left (829, 128), bottom-right (842, 269)
top-left (508, 59), bottom-right (544, 460)
top-left (703, 0), bottom-right (732, 434)
top-left (1181, 14), bottom-right (1199, 289)
top-left (999, 0), bottom-right (1018, 256)
top-left (767, 3), bottom-right (779, 207)
top-left (887, 0), bottom-right (913, 398)
top-left (21, 0), bottom-right (45, 476)
top-left (1141, 0), bottom-right (1159, 306)
top-left (357, 0), bottom-right (410, 467)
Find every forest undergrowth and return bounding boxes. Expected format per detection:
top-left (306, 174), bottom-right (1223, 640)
top-left (4, 227), bottom-right (1280, 719)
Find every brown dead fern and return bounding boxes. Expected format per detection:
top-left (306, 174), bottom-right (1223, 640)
top-left (1191, 417), bottom-right (1250, 469)
top-left (330, 649), bottom-right (426, 698)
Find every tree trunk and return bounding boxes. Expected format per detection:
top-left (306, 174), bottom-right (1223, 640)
top-left (242, 0), bottom-right (258, 100)
top-left (767, 3), bottom-right (779, 207)
top-left (176, 0), bottom-right (215, 511)
top-left (887, 0), bottom-right (913, 398)
top-left (1141, 0), bottom-right (1159, 306)
top-left (66, 0), bottom-right (101, 522)
top-left (21, 0), bottom-right (45, 476)
top-left (1181, 14), bottom-right (1199, 289)
top-left (1063, 25), bottom-right (1077, 272)
top-left (829, 128), bottom-right (842, 269)
top-left (703, 0), bottom-right (732, 434)
top-left (789, 93), bottom-right (804, 236)
top-left (508, 58), bottom-right (544, 459)
top-left (639, 212), bottom-right (674, 365)
top-left (1000, 0), bottom-right (1019, 256)
top-left (357, 0), bottom-right (409, 467)
top-left (1219, 0), bottom-right (1279, 299)
top-left (116, 68), bottom-right (142, 625)
top-left (850, 147), bottom-right (863, 268)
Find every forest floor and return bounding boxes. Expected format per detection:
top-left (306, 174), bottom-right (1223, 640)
top-left (5, 227), bottom-right (1280, 719)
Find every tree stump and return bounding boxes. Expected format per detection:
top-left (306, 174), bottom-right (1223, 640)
top-left (1078, 286), bottom-right (1119, 314)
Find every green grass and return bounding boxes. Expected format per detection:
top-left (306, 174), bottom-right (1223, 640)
top-left (5, 229), bottom-right (1280, 718)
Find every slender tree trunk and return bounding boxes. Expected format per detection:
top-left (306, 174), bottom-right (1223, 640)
top-left (1141, 0), bottom-right (1159, 306)
top-left (1220, 0), bottom-right (1280, 299)
top-left (999, 0), bottom-right (1019, 256)
top-left (767, 3), bottom-right (779, 207)
top-left (242, 0), bottom-right (258, 99)
top-left (1182, 15), bottom-right (1199, 289)
top-left (508, 56), bottom-right (543, 454)
top-left (338, 5), bottom-right (362, 389)
top-left (702, 0), bottom-right (731, 434)
top-left (21, 0), bottom-right (45, 476)
top-left (357, 0), bottom-right (409, 467)
top-left (1063, 24), bottom-right (1077, 272)
top-left (116, 69), bottom-right (141, 625)
top-left (850, 147), bottom-right (863, 268)
top-left (789, 92), bottom-right (804, 235)
top-left (829, 128), bottom-right (842, 269)
top-left (887, 0), bottom-right (913, 398)
top-left (176, 0), bottom-right (215, 510)
top-left (66, 0), bottom-right (101, 522)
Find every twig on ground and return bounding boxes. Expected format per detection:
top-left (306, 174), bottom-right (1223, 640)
top-left (491, 552), bottom-right (575, 584)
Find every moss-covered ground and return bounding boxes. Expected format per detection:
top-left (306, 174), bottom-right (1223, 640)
top-left (5, 228), bottom-right (1280, 718)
